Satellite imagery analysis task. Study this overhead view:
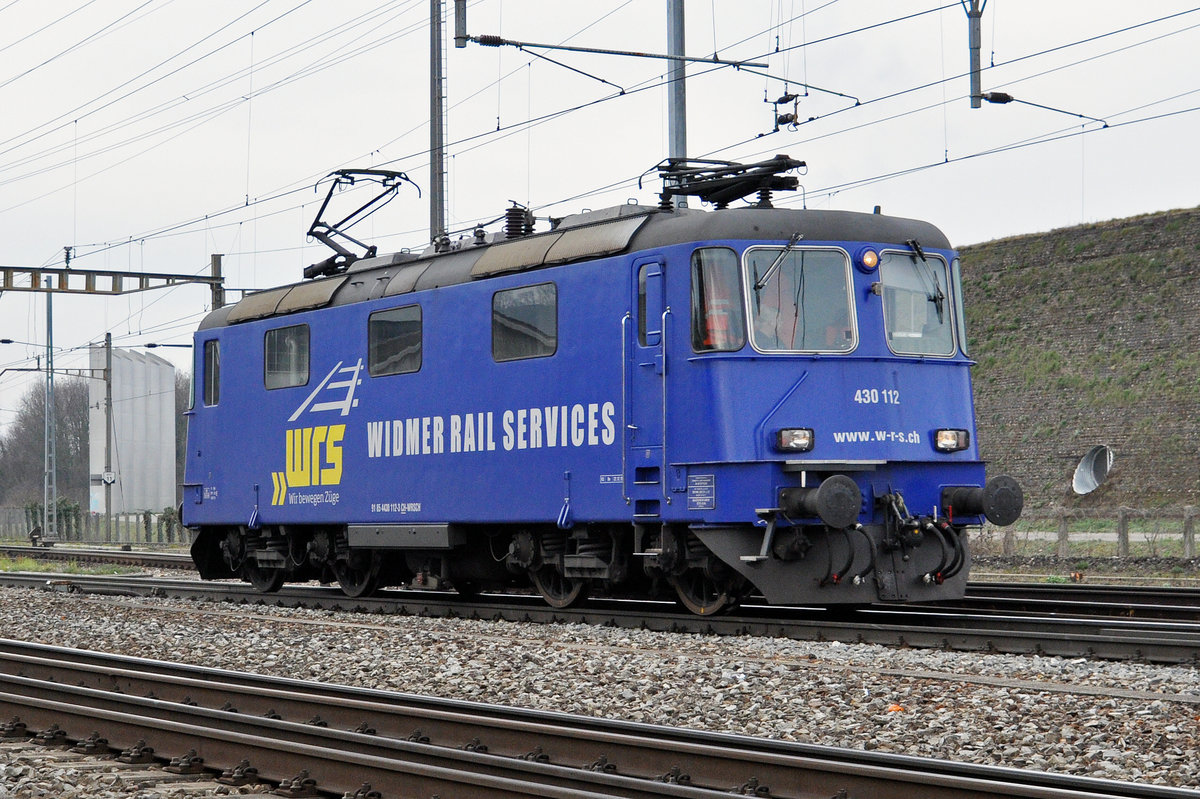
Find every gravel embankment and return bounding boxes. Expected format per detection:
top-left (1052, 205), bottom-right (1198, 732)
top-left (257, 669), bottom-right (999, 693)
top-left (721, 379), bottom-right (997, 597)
top-left (0, 586), bottom-right (1198, 791)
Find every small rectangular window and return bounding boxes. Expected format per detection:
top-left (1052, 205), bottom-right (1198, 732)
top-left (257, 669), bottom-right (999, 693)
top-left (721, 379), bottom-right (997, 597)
top-left (203, 340), bottom-right (220, 406)
top-left (638, 263), bottom-right (663, 347)
top-left (264, 324), bottom-right (309, 389)
top-left (369, 305), bottom-right (422, 376)
top-left (493, 283), bottom-right (557, 361)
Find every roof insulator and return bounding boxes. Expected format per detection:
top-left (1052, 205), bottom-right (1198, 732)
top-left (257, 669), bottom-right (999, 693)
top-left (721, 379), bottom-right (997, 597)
top-left (505, 204), bottom-right (534, 239)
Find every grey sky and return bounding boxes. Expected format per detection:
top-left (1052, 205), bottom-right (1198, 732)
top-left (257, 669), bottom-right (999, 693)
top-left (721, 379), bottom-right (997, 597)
top-left (1, 1), bottom-right (1197, 431)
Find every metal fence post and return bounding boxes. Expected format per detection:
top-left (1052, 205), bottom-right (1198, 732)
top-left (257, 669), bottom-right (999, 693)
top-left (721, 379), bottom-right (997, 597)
top-left (1117, 507), bottom-right (1130, 558)
top-left (1056, 509), bottom-right (1070, 559)
top-left (1184, 506), bottom-right (1196, 560)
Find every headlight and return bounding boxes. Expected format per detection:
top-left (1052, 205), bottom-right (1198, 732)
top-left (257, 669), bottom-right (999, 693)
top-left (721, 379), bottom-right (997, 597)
top-left (934, 429), bottom-right (970, 452)
top-left (775, 428), bottom-right (814, 452)
top-left (855, 247), bottom-right (879, 273)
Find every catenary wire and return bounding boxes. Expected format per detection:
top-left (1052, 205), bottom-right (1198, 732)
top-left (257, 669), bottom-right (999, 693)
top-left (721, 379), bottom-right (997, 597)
top-left (15, 4), bottom-right (1197, 272)
top-left (60, 2), bottom-right (962, 259)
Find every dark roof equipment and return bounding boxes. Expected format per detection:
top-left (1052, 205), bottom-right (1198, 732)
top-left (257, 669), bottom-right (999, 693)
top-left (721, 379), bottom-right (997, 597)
top-left (650, 154), bottom-right (805, 209)
top-left (305, 169), bottom-right (419, 279)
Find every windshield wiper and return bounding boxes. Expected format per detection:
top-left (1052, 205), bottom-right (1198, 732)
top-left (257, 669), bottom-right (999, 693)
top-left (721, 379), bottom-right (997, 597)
top-left (906, 238), bottom-right (946, 323)
top-left (753, 232), bottom-right (804, 291)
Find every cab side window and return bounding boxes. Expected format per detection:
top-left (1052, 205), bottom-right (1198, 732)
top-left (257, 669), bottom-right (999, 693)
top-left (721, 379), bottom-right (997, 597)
top-left (691, 247), bottom-right (746, 352)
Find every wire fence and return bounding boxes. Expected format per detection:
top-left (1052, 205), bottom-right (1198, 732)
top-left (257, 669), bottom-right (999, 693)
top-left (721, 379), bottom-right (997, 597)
top-left (972, 507), bottom-right (1198, 560)
top-left (0, 506), bottom-right (187, 547)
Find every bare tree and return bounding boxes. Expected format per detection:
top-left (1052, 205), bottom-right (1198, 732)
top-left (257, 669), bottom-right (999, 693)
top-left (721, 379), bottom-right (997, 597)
top-left (0, 379), bottom-right (89, 507)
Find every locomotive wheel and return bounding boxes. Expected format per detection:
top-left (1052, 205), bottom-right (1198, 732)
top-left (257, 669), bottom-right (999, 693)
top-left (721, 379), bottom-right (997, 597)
top-left (668, 570), bottom-right (736, 616)
top-left (529, 566), bottom-right (586, 608)
top-left (333, 551), bottom-right (382, 598)
top-left (243, 563), bottom-right (285, 593)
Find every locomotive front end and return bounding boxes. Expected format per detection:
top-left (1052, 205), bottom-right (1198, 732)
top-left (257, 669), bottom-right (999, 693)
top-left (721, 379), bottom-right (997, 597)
top-left (674, 217), bottom-right (1022, 607)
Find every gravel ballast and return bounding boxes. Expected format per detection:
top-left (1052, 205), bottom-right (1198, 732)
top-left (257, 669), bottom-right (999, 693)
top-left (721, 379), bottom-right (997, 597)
top-left (0, 586), bottom-right (1197, 791)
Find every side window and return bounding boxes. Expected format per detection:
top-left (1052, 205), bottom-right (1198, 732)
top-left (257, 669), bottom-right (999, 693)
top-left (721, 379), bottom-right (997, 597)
top-left (951, 258), bottom-right (969, 356)
top-left (264, 324), bottom-right (310, 389)
top-left (493, 283), bottom-right (557, 361)
top-left (691, 247), bottom-right (746, 352)
top-left (203, 340), bottom-right (220, 406)
top-left (369, 305), bottom-right (422, 376)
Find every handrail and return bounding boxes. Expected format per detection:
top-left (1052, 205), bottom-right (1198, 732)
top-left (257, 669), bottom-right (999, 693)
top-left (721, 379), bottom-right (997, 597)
top-left (661, 306), bottom-right (672, 504)
top-left (619, 312), bottom-right (631, 505)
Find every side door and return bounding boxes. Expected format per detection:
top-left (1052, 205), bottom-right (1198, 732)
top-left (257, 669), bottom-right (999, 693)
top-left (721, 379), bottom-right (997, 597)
top-left (182, 337), bottom-right (222, 522)
top-left (625, 257), bottom-right (670, 517)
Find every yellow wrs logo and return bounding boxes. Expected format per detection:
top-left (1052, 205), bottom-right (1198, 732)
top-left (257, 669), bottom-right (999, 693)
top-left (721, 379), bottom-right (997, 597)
top-left (271, 424), bottom-right (345, 505)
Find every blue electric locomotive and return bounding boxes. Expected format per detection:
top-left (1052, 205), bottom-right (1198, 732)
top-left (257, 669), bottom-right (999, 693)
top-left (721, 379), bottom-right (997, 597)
top-left (183, 157), bottom-right (1021, 614)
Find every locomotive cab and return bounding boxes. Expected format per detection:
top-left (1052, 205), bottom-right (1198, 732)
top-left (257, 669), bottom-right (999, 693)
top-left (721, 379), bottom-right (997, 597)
top-left (656, 227), bottom-right (1021, 609)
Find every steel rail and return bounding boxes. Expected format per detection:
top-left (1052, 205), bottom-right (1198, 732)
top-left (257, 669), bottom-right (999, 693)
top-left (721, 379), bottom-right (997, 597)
top-left (0, 640), bottom-right (1193, 799)
top-left (955, 582), bottom-right (1200, 619)
top-left (0, 544), bottom-right (192, 570)
top-left (0, 684), bottom-right (645, 799)
top-left (1, 571), bottom-right (1199, 663)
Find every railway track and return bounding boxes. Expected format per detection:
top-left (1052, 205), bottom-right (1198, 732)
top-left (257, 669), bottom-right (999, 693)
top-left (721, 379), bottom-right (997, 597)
top-left (0, 543), bottom-right (192, 570)
top-left (0, 638), bottom-right (1194, 799)
top-left (6, 543), bottom-right (1198, 617)
top-left (5, 543), bottom-right (1200, 615)
top-left (0, 570), bottom-right (1197, 664)
top-left (959, 581), bottom-right (1200, 617)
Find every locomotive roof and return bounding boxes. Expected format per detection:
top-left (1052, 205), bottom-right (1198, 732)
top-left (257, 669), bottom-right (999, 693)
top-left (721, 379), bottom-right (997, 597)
top-left (200, 204), bottom-right (952, 330)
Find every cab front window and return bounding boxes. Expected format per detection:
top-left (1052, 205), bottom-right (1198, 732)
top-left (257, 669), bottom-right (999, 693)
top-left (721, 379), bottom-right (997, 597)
top-left (746, 248), bottom-right (854, 352)
top-left (879, 251), bottom-right (955, 356)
